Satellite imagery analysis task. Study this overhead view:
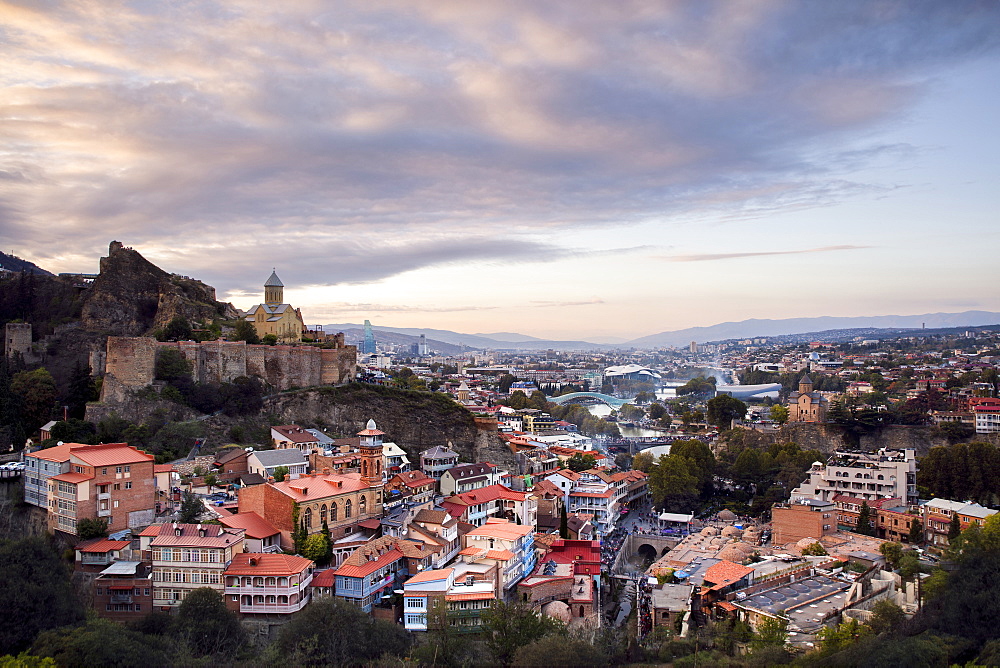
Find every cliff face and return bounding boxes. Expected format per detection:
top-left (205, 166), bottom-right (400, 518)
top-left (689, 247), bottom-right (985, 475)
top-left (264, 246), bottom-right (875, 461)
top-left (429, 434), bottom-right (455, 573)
top-left (265, 385), bottom-right (517, 469)
top-left (80, 242), bottom-right (237, 336)
top-left (724, 422), bottom-right (973, 456)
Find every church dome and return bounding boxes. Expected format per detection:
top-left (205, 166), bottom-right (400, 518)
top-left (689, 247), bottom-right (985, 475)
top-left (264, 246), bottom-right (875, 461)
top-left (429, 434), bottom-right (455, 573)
top-left (366, 418), bottom-right (377, 430)
top-left (265, 270), bottom-right (283, 287)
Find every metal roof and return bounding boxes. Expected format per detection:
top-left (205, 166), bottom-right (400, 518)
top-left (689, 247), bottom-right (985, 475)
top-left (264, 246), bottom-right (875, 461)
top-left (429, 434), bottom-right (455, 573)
top-left (265, 270), bottom-right (283, 287)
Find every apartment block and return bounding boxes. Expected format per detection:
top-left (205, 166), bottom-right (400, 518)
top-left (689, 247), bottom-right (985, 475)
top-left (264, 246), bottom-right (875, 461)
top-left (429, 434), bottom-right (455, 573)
top-left (149, 523), bottom-right (246, 608)
top-left (790, 449), bottom-right (917, 506)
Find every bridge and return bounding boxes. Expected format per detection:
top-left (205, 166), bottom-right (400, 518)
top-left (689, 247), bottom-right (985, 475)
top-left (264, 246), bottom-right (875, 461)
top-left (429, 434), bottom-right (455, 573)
top-left (550, 392), bottom-right (634, 409)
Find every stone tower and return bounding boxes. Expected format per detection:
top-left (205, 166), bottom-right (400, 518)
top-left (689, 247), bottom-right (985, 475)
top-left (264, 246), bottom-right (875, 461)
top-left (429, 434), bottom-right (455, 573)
top-left (264, 269), bottom-right (284, 305)
top-left (357, 418), bottom-right (384, 486)
top-left (798, 374), bottom-right (814, 395)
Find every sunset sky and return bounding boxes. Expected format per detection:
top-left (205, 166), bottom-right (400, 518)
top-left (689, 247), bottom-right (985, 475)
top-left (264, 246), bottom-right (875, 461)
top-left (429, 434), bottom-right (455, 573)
top-left (2, 1), bottom-right (999, 341)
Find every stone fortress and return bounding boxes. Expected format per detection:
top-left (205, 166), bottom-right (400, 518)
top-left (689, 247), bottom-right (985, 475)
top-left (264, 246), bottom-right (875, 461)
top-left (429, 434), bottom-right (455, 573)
top-left (96, 270), bottom-right (357, 402)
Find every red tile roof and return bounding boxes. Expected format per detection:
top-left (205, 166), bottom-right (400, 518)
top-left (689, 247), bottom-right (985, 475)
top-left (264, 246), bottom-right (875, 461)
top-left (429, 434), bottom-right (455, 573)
top-left (218, 512), bottom-right (280, 539)
top-left (273, 472), bottom-right (371, 502)
top-left (272, 425), bottom-right (320, 444)
top-left (70, 443), bottom-right (154, 466)
top-left (703, 560), bottom-right (754, 589)
top-left (225, 552), bottom-right (313, 576)
top-left (310, 569), bottom-right (336, 587)
top-left (77, 539), bottom-right (131, 553)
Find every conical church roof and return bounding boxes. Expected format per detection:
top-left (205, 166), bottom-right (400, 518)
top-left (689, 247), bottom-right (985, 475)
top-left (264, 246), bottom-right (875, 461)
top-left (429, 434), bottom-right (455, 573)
top-left (265, 269), bottom-right (283, 287)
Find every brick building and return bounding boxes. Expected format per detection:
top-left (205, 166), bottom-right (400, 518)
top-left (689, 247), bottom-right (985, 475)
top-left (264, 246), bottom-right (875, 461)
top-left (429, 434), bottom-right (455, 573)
top-left (771, 499), bottom-right (837, 545)
top-left (149, 523), bottom-right (246, 608)
top-left (24, 442), bottom-right (156, 537)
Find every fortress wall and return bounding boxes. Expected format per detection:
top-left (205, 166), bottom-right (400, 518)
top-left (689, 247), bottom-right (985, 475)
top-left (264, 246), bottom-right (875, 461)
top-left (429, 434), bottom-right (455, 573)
top-left (105, 336), bottom-right (157, 386)
top-left (246, 345), bottom-right (267, 379)
top-left (4, 323), bottom-right (32, 358)
top-left (218, 340), bottom-right (248, 382)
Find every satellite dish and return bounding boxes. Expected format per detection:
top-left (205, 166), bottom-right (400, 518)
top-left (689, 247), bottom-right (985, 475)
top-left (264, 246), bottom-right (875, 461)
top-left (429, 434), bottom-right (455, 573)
top-left (57, 441), bottom-right (64, 446)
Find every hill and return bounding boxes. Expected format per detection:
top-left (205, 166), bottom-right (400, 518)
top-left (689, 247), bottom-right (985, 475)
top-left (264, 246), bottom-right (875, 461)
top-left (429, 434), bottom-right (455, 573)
top-left (0, 251), bottom-right (53, 276)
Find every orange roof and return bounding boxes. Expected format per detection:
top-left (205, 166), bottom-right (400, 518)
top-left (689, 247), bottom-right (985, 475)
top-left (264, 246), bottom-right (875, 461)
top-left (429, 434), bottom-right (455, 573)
top-left (77, 539), bottom-right (131, 553)
top-left (274, 472), bottom-right (370, 501)
top-left (218, 512), bottom-right (280, 539)
top-left (154, 464), bottom-right (175, 473)
top-left (446, 592), bottom-right (495, 602)
top-left (571, 491), bottom-right (613, 498)
top-left (335, 535), bottom-right (427, 578)
top-left (225, 552), bottom-right (313, 576)
top-left (466, 518), bottom-right (534, 541)
top-left (717, 601), bottom-right (737, 612)
top-left (310, 569), bottom-right (336, 587)
top-left (29, 442), bottom-right (78, 462)
top-left (50, 471), bottom-right (92, 484)
top-left (406, 568), bottom-right (452, 584)
top-left (150, 523), bottom-right (245, 548)
top-left (452, 484), bottom-right (527, 506)
top-left (703, 560), bottom-right (754, 589)
top-left (485, 549), bottom-right (515, 561)
top-left (334, 547), bottom-right (403, 578)
top-left (392, 470), bottom-right (435, 489)
top-left (70, 444), bottom-right (153, 466)
top-left (139, 524), bottom-right (163, 536)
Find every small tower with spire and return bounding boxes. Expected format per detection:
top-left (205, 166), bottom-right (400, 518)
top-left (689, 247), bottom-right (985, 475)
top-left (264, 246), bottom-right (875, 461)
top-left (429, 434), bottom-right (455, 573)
top-left (357, 418), bottom-right (385, 486)
top-left (264, 269), bottom-right (284, 306)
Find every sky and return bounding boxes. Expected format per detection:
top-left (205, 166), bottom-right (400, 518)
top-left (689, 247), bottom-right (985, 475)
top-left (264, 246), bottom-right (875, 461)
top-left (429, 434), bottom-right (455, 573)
top-left (2, 1), bottom-right (999, 342)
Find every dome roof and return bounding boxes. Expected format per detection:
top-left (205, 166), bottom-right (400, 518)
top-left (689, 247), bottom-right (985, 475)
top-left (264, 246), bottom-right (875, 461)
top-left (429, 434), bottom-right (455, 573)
top-left (732, 541), bottom-right (755, 554)
top-left (541, 600), bottom-right (571, 623)
top-left (366, 418), bottom-right (377, 430)
top-left (796, 537), bottom-right (820, 549)
top-left (717, 546), bottom-right (746, 563)
top-left (720, 526), bottom-right (742, 538)
top-left (718, 509), bottom-right (738, 521)
top-left (700, 526), bottom-right (719, 536)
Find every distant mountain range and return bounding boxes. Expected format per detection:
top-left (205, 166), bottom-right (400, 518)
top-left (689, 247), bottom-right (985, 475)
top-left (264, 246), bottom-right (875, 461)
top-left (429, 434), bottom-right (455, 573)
top-left (326, 310), bottom-right (1000, 353)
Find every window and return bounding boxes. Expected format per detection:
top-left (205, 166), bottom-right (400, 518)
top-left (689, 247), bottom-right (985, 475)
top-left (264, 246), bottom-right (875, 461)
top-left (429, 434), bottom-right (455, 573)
top-left (116, 467), bottom-right (122, 474)
top-left (330, 503), bottom-right (338, 521)
top-left (406, 597), bottom-right (424, 608)
top-left (359, 495), bottom-right (367, 515)
top-left (124, 465), bottom-right (130, 473)
top-left (113, 483), bottom-right (121, 491)
top-left (305, 507), bottom-right (313, 530)
top-left (320, 505), bottom-right (327, 523)
top-left (102, 468), bottom-right (107, 475)
top-left (345, 499), bottom-right (352, 518)
top-left (124, 482), bottom-right (132, 490)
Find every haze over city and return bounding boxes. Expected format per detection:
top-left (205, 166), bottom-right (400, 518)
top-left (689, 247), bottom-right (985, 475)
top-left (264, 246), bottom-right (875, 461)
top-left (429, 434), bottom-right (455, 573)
top-left (2, 1), bottom-right (999, 340)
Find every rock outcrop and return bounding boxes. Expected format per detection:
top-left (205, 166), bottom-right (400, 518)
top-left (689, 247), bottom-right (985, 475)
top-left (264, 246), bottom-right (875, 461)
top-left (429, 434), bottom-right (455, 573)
top-left (80, 241), bottom-right (237, 336)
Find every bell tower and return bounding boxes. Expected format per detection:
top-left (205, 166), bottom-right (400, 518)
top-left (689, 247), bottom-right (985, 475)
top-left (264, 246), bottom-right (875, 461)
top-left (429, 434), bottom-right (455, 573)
top-left (357, 418), bottom-right (384, 486)
top-left (264, 269), bottom-right (284, 305)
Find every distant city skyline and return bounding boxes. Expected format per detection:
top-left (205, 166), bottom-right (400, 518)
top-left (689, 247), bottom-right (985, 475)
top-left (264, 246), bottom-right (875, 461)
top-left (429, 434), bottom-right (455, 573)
top-left (3, 2), bottom-right (999, 340)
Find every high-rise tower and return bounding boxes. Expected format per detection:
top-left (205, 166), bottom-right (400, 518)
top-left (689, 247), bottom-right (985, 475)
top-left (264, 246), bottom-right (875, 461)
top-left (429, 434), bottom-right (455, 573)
top-left (362, 319), bottom-right (376, 354)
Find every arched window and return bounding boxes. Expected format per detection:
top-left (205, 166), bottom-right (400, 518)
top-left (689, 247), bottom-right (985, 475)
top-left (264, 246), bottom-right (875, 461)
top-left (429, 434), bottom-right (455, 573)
top-left (320, 505), bottom-right (327, 523)
top-left (362, 460), bottom-right (368, 477)
top-left (330, 502), bottom-right (338, 521)
top-left (345, 499), bottom-right (352, 518)
top-left (359, 495), bottom-right (367, 515)
top-left (305, 507), bottom-right (313, 530)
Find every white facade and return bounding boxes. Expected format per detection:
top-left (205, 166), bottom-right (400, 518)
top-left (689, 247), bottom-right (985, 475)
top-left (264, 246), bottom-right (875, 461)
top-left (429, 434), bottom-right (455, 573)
top-left (790, 449), bottom-right (917, 505)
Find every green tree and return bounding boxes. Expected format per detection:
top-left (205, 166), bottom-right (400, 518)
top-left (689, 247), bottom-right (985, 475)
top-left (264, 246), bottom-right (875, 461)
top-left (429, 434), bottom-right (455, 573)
top-left (879, 541), bottom-right (903, 569)
top-left (153, 348), bottom-right (192, 383)
top-left (230, 319), bottom-right (260, 344)
top-left (770, 404), bottom-right (789, 425)
top-left (261, 333), bottom-right (278, 345)
top-left (647, 403), bottom-right (667, 420)
top-left (908, 518), bottom-right (923, 545)
top-left (178, 491), bottom-right (203, 523)
top-left (481, 602), bottom-right (565, 668)
top-left (31, 617), bottom-right (176, 667)
top-left (76, 517), bottom-right (108, 540)
top-left (867, 600), bottom-right (904, 635)
top-left (706, 394), bottom-right (747, 429)
top-left (513, 634), bottom-right (608, 667)
top-left (64, 361), bottom-right (97, 420)
top-left (566, 452), bottom-right (597, 472)
top-left (160, 316), bottom-right (193, 342)
top-left (802, 541), bottom-right (827, 556)
top-left (171, 588), bottom-right (244, 658)
top-left (856, 501), bottom-right (874, 536)
top-left (948, 514), bottom-right (962, 541)
top-left (0, 537), bottom-right (84, 654)
top-left (301, 532), bottom-right (331, 563)
top-left (498, 374), bottom-right (517, 394)
top-left (410, 597), bottom-right (473, 668)
top-left (264, 597), bottom-right (409, 666)
top-left (631, 452), bottom-right (654, 472)
top-left (750, 615), bottom-right (788, 650)
top-left (647, 455), bottom-right (699, 511)
top-left (559, 504), bottom-right (568, 539)
top-left (10, 368), bottom-right (56, 433)
top-left (273, 466), bottom-right (289, 482)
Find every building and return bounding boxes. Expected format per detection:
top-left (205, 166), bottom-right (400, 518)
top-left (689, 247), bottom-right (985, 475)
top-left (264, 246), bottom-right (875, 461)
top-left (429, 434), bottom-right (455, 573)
top-left (771, 499), bottom-right (837, 545)
top-left (832, 495), bottom-right (901, 531)
top-left (787, 375), bottom-right (828, 423)
top-left (517, 539), bottom-right (602, 625)
top-left (149, 523), bottom-right (246, 608)
top-left (921, 498), bottom-right (999, 548)
top-left (385, 470), bottom-right (436, 506)
top-left (402, 567), bottom-right (497, 633)
top-left (333, 535), bottom-right (436, 613)
top-left (242, 270), bottom-right (305, 343)
top-left (442, 484), bottom-right (538, 528)
top-left (271, 425), bottom-right (322, 452)
top-left (213, 448), bottom-right (249, 485)
top-left (974, 404), bottom-right (1000, 434)
top-left (23, 442), bottom-right (156, 537)
top-left (218, 512), bottom-right (283, 553)
top-left (405, 509), bottom-right (464, 568)
top-left (440, 463), bottom-right (501, 496)
top-left (224, 553), bottom-right (315, 616)
top-left (460, 519), bottom-right (537, 591)
top-left (650, 583), bottom-right (695, 630)
top-left (247, 449), bottom-right (309, 480)
top-left (420, 445), bottom-right (460, 482)
top-left (790, 449), bottom-right (917, 506)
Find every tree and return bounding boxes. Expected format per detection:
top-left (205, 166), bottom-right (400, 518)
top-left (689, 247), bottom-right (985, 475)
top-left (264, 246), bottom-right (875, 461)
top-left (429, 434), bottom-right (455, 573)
top-left (770, 404), bottom-right (789, 425)
top-left (647, 455), bottom-right (699, 511)
top-left (513, 634), bottom-right (608, 667)
top-left (265, 597), bottom-right (409, 666)
top-left (867, 600), bottom-right (904, 635)
top-left (498, 374), bottom-right (516, 394)
top-left (750, 615), bottom-right (788, 650)
top-left (802, 541), bottom-right (827, 556)
top-left (856, 501), bottom-right (874, 536)
top-left (76, 517), bottom-right (108, 540)
top-left (261, 333), bottom-right (278, 345)
top-left (65, 361), bottom-right (97, 420)
top-left (566, 452), bottom-right (597, 472)
top-left (230, 319), bottom-right (259, 344)
top-left (178, 491), bottom-right (203, 523)
top-left (631, 452), bottom-right (654, 472)
top-left (301, 533), bottom-right (331, 563)
top-left (273, 466), bottom-right (289, 483)
top-left (706, 394), bottom-right (747, 429)
top-left (160, 316), bottom-right (193, 342)
top-left (647, 403), bottom-right (666, 420)
top-left (559, 504), bottom-right (568, 539)
top-left (879, 541), bottom-right (903, 569)
top-left (481, 602), bottom-right (565, 667)
top-left (908, 518), bottom-right (924, 545)
top-left (948, 514), bottom-right (962, 541)
top-left (0, 537), bottom-right (84, 654)
top-left (171, 588), bottom-right (244, 658)
top-left (153, 348), bottom-right (192, 383)
top-left (10, 368), bottom-right (56, 432)
top-left (31, 617), bottom-right (176, 667)
top-left (219, 375), bottom-right (265, 416)
top-left (410, 597), bottom-right (473, 668)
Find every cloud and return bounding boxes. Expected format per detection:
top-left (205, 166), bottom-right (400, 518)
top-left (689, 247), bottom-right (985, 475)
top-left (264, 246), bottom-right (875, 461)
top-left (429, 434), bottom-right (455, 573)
top-left (530, 298), bottom-right (605, 307)
top-left (306, 302), bottom-right (497, 314)
top-left (1, 0), bottom-right (998, 294)
top-left (661, 245), bottom-right (873, 263)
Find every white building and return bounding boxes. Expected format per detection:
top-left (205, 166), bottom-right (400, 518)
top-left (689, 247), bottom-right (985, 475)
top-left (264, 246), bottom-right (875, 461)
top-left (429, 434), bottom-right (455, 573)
top-left (790, 449), bottom-right (917, 506)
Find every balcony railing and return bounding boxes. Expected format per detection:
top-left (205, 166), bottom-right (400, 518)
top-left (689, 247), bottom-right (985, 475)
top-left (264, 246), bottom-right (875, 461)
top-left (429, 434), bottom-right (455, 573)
top-left (239, 599), bottom-right (310, 614)
top-left (97, 509), bottom-right (111, 517)
top-left (98, 493), bottom-right (111, 500)
top-left (225, 584), bottom-right (307, 596)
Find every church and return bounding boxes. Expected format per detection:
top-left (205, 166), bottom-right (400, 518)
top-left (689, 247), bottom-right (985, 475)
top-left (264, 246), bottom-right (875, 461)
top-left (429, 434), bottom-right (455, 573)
top-left (242, 270), bottom-right (306, 343)
top-left (787, 374), bottom-right (829, 423)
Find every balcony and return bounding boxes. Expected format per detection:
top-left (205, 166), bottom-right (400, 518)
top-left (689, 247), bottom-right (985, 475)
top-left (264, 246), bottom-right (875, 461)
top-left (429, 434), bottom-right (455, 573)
top-left (98, 493), bottom-right (111, 500)
top-left (225, 584), bottom-right (306, 596)
top-left (110, 594), bottom-right (133, 604)
top-left (239, 598), bottom-right (310, 614)
top-left (97, 509), bottom-right (111, 517)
